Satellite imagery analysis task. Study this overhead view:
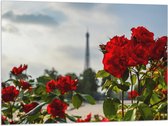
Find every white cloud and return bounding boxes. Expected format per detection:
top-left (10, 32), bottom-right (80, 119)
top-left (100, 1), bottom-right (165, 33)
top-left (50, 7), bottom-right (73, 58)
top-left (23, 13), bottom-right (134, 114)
top-left (1, 2), bottom-right (166, 81)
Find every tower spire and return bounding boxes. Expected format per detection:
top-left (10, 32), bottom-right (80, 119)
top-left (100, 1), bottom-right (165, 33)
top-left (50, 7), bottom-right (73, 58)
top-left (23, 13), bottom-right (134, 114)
top-left (85, 31), bottom-right (90, 70)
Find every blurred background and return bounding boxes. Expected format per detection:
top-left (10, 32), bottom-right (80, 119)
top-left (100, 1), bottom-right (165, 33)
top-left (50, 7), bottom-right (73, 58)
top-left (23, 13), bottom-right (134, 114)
top-left (1, 1), bottom-right (167, 102)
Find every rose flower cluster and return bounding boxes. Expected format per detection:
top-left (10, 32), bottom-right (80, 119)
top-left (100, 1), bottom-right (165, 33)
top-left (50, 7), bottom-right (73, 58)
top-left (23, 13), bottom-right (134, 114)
top-left (46, 75), bottom-right (78, 94)
top-left (2, 64), bottom-right (29, 103)
top-left (11, 64), bottom-right (27, 75)
top-left (46, 75), bottom-right (78, 118)
top-left (47, 98), bottom-right (68, 118)
top-left (2, 65), bottom-right (35, 113)
top-left (2, 65), bottom-right (37, 123)
top-left (100, 26), bottom-right (167, 78)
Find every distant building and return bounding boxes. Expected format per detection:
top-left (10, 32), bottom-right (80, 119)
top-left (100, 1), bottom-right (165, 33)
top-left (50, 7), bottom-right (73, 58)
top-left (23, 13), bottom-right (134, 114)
top-left (84, 31), bottom-right (90, 70)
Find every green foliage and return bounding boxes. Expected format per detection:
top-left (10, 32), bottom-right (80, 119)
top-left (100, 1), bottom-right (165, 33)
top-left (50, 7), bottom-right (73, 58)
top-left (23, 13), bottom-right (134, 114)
top-left (103, 98), bottom-right (120, 119)
top-left (36, 76), bottom-right (52, 84)
top-left (72, 94), bottom-right (83, 109)
top-left (143, 78), bottom-right (156, 104)
top-left (116, 84), bottom-right (130, 91)
top-left (158, 103), bottom-right (167, 113)
top-left (102, 79), bottom-right (112, 91)
top-left (131, 74), bottom-right (137, 85)
top-left (123, 109), bottom-right (136, 121)
top-left (66, 114), bottom-right (77, 122)
top-left (150, 92), bottom-right (161, 105)
top-left (138, 103), bottom-right (153, 120)
top-left (96, 70), bottom-right (110, 78)
top-left (77, 68), bottom-right (99, 97)
top-left (122, 69), bottom-right (129, 82)
top-left (81, 94), bottom-right (96, 105)
top-left (44, 68), bottom-right (59, 79)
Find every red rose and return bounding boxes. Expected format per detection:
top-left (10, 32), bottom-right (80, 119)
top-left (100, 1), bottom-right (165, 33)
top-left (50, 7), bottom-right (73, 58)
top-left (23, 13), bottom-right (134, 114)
top-left (128, 90), bottom-right (139, 99)
top-left (131, 26), bottom-right (154, 46)
top-left (55, 76), bottom-right (78, 94)
top-left (46, 80), bottom-right (57, 93)
top-left (2, 86), bottom-right (19, 102)
top-left (20, 80), bottom-right (31, 90)
top-left (129, 44), bottom-right (149, 65)
top-left (150, 36), bottom-right (167, 60)
top-left (76, 113), bottom-right (92, 122)
top-left (101, 117), bottom-right (110, 122)
top-left (105, 35), bottom-right (129, 53)
top-left (2, 115), bottom-right (7, 124)
top-left (22, 102), bottom-right (39, 113)
top-left (102, 36), bottom-right (138, 78)
top-left (130, 26), bottom-right (155, 65)
top-left (9, 120), bottom-right (16, 124)
top-left (103, 46), bottom-right (128, 78)
top-left (47, 98), bottom-right (68, 118)
top-left (11, 64), bottom-right (28, 75)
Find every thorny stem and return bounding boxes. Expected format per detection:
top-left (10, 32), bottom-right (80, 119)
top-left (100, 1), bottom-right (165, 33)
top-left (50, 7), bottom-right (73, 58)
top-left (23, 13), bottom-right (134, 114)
top-left (136, 72), bottom-right (141, 96)
top-left (129, 70), bottom-right (134, 104)
top-left (121, 90), bottom-right (124, 119)
top-left (9, 102), bottom-right (13, 120)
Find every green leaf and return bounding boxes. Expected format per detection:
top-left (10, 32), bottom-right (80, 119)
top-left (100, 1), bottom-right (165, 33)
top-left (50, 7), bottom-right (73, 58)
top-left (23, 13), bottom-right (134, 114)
top-left (116, 84), bottom-right (129, 91)
top-left (103, 98), bottom-right (119, 119)
top-left (4, 79), bottom-right (15, 83)
top-left (143, 78), bottom-right (156, 104)
top-left (150, 92), bottom-right (160, 105)
top-left (34, 85), bottom-right (46, 95)
top-left (138, 103), bottom-right (153, 120)
top-left (96, 70), bottom-right (110, 78)
top-left (44, 118), bottom-right (56, 123)
top-left (131, 74), bottom-right (137, 85)
top-left (145, 78), bottom-right (156, 91)
top-left (12, 80), bottom-right (20, 87)
top-left (124, 109), bottom-right (136, 121)
top-left (122, 69), bottom-right (129, 81)
top-left (16, 74), bottom-right (29, 80)
top-left (22, 96), bottom-right (31, 104)
top-left (81, 94), bottom-right (96, 105)
top-left (113, 98), bottom-right (121, 104)
top-left (158, 103), bottom-right (167, 113)
top-left (137, 95), bottom-right (145, 102)
top-left (102, 79), bottom-right (112, 91)
top-left (36, 76), bottom-right (52, 84)
top-left (55, 117), bottom-right (67, 123)
top-left (158, 76), bottom-right (166, 87)
top-left (72, 94), bottom-right (83, 109)
top-left (140, 65), bottom-right (146, 70)
top-left (27, 112), bottom-right (41, 122)
top-left (1, 107), bottom-right (10, 113)
top-left (130, 103), bottom-right (138, 108)
top-left (66, 114), bottom-right (77, 122)
top-left (113, 86), bottom-right (121, 93)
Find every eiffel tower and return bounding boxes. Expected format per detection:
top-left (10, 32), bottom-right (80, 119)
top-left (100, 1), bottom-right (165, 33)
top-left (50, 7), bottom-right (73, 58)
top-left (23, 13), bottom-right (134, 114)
top-left (84, 31), bottom-right (90, 70)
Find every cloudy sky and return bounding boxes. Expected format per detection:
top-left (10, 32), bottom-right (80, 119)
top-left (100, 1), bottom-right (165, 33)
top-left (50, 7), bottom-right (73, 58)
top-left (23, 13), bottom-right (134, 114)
top-left (1, 1), bottom-right (167, 80)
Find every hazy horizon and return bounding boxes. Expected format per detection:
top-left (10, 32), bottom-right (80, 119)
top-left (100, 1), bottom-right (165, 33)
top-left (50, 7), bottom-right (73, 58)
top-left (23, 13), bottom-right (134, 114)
top-left (1, 1), bottom-right (167, 81)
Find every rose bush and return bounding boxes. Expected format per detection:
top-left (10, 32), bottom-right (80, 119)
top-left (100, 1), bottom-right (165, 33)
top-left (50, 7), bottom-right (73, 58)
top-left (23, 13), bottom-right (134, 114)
top-left (1, 26), bottom-right (167, 124)
top-left (1, 65), bottom-right (97, 124)
top-left (97, 26), bottom-right (167, 121)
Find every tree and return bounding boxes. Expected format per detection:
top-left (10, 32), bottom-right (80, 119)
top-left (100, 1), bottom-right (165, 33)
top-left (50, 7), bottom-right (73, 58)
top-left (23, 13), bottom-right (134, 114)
top-left (44, 68), bottom-right (59, 79)
top-left (77, 68), bottom-right (99, 98)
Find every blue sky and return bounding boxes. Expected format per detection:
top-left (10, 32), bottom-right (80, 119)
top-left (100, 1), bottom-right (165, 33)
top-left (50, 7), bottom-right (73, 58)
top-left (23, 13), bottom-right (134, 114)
top-left (1, 1), bottom-right (167, 80)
